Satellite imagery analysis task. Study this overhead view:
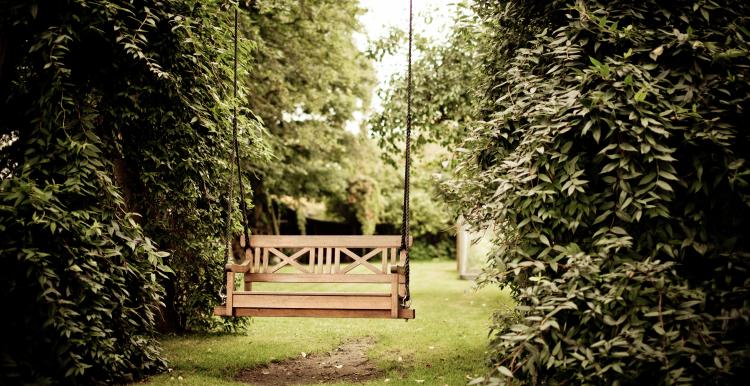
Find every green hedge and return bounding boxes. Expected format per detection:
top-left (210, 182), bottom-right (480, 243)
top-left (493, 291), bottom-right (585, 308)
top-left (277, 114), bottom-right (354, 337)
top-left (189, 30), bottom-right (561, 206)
top-left (453, 1), bottom-right (750, 384)
top-left (0, 0), bottom-right (250, 382)
top-left (0, 142), bottom-right (167, 383)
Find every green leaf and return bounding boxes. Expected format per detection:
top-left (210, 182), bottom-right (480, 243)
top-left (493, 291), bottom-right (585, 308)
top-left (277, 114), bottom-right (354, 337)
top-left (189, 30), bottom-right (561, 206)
top-left (498, 366), bottom-right (514, 378)
top-left (655, 180), bottom-right (673, 192)
top-left (700, 7), bottom-right (709, 22)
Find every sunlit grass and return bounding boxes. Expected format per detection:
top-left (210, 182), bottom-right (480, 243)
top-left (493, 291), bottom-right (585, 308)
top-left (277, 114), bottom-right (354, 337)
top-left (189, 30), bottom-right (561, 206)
top-left (140, 261), bottom-right (512, 385)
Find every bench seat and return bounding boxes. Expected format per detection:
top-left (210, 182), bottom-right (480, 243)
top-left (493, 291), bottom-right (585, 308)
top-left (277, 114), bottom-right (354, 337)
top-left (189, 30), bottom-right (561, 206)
top-left (213, 235), bottom-right (415, 319)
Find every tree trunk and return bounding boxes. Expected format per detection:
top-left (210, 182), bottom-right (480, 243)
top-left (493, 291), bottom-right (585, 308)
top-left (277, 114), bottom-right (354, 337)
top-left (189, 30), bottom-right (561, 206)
top-left (112, 156), bottom-right (183, 332)
top-left (156, 269), bottom-right (183, 333)
top-left (112, 158), bottom-right (136, 210)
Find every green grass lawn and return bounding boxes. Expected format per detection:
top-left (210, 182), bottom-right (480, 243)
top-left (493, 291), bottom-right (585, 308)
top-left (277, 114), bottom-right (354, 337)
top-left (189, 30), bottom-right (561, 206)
top-left (140, 261), bottom-right (512, 385)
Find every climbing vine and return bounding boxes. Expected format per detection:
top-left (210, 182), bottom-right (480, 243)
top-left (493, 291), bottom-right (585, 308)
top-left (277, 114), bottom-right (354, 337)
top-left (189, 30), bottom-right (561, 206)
top-left (0, 0), bottom-right (262, 382)
top-left (451, 1), bottom-right (750, 384)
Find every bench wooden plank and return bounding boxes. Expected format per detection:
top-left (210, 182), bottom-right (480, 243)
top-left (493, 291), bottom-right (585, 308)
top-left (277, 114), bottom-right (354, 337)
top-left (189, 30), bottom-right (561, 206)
top-left (213, 305), bottom-right (231, 316)
top-left (245, 273), bottom-right (392, 283)
top-left (255, 247), bottom-right (262, 273)
top-left (234, 291), bottom-right (390, 296)
top-left (262, 247), bottom-right (269, 272)
top-left (248, 235), bottom-right (412, 248)
top-left (391, 270), bottom-right (398, 318)
top-left (214, 305), bottom-right (415, 319)
top-left (309, 248), bottom-right (315, 272)
top-left (225, 258), bottom-right (252, 273)
top-left (255, 247), bottom-right (261, 272)
top-left (232, 308), bottom-right (415, 319)
top-left (226, 272), bottom-right (234, 310)
top-left (325, 248), bottom-right (332, 274)
top-left (233, 293), bottom-right (391, 310)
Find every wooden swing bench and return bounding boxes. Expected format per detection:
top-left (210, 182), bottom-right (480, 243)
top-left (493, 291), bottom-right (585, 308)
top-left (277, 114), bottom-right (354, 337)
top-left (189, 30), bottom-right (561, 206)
top-left (213, 235), bottom-right (415, 319)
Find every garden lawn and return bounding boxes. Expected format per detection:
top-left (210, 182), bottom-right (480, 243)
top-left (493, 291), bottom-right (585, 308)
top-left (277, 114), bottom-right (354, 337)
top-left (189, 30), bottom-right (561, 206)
top-left (140, 260), bottom-right (512, 385)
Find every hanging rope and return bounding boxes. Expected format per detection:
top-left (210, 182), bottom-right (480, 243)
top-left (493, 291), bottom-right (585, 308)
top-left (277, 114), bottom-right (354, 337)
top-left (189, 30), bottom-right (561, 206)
top-left (399, 0), bottom-right (413, 305)
top-left (232, 6), bottom-right (252, 254)
top-left (224, 5), bottom-right (251, 268)
top-left (222, 136), bottom-right (235, 265)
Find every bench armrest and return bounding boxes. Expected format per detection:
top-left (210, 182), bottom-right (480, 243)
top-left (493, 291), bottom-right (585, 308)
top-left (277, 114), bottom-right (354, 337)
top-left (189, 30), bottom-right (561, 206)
top-left (225, 258), bottom-right (252, 273)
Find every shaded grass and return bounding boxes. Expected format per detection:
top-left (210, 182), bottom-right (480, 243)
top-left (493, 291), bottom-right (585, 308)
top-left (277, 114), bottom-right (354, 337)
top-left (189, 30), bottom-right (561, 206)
top-left (140, 261), bottom-right (512, 385)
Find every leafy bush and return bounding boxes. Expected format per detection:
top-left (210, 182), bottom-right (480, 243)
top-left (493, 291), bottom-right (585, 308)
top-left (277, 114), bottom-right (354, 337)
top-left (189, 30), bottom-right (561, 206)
top-left (451, 1), bottom-right (750, 384)
top-left (0, 0), bottom-right (254, 381)
top-left (0, 146), bottom-right (168, 383)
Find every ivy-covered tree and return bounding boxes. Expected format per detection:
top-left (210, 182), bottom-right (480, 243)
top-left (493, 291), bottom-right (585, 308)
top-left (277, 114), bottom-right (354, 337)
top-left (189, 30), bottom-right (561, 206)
top-left (0, 0), bottom-right (257, 382)
top-left (450, 1), bottom-right (750, 384)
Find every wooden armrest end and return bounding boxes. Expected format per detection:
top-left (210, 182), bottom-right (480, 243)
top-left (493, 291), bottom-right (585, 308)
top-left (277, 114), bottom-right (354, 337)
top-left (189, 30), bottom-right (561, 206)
top-left (225, 258), bottom-right (252, 273)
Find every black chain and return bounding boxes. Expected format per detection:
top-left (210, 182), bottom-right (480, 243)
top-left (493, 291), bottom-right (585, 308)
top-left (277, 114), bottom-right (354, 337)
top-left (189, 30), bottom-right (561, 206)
top-left (399, 0), bottom-right (413, 305)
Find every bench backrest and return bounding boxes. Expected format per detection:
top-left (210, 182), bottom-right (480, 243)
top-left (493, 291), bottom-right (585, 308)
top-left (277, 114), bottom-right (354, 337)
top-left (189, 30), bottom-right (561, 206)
top-left (241, 236), bottom-right (410, 280)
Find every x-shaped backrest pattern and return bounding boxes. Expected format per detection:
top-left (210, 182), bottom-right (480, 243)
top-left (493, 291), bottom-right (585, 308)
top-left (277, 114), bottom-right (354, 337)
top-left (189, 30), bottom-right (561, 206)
top-left (249, 246), bottom-right (402, 275)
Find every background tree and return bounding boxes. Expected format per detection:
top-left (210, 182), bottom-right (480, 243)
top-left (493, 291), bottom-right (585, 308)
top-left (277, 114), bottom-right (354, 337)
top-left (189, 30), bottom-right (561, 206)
top-left (239, 0), bottom-right (377, 235)
top-left (367, 5), bottom-right (479, 259)
top-left (368, 5), bottom-right (480, 157)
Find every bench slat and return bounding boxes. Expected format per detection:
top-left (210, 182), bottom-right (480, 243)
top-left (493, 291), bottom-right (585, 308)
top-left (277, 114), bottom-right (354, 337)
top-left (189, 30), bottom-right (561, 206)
top-left (245, 273), bottom-right (393, 283)
top-left (231, 308), bottom-right (415, 319)
top-left (248, 235), bottom-right (412, 248)
top-left (233, 292), bottom-right (391, 310)
top-left (334, 248), bottom-right (341, 273)
top-left (321, 248), bottom-right (326, 273)
top-left (234, 291), bottom-right (390, 296)
top-left (325, 248), bottom-right (332, 274)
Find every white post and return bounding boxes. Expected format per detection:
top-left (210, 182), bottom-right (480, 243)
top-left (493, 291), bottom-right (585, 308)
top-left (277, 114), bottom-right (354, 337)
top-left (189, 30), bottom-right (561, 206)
top-left (456, 216), bottom-right (470, 278)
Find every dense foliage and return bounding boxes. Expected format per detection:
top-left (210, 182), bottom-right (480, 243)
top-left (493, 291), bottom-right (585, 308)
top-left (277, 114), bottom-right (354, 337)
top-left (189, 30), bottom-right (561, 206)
top-left (449, 1), bottom-right (750, 384)
top-left (0, 0), bottom-right (255, 382)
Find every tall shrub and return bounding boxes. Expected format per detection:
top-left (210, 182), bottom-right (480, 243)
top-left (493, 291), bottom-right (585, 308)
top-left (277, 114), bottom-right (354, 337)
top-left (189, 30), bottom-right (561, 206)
top-left (0, 0), bottom-right (255, 382)
top-left (452, 1), bottom-right (750, 384)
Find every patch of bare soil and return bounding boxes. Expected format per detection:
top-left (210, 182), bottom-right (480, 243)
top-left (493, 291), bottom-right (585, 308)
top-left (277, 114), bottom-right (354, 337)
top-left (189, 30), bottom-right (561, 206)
top-left (235, 337), bottom-right (383, 385)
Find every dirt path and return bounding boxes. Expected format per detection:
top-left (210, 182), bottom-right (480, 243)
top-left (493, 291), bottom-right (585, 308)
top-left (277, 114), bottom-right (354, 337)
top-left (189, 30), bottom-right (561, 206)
top-left (235, 337), bottom-right (383, 385)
